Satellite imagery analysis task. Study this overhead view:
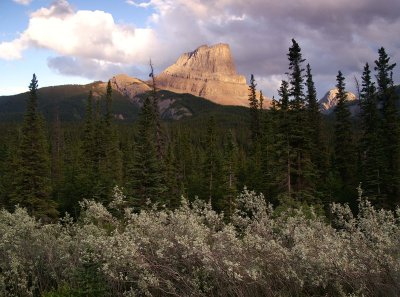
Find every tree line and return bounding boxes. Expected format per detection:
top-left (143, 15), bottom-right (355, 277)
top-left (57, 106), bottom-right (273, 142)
top-left (0, 40), bottom-right (398, 220)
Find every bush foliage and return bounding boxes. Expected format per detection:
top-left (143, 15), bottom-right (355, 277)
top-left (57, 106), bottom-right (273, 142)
top-left (0, 187), bottom-right (399, 297)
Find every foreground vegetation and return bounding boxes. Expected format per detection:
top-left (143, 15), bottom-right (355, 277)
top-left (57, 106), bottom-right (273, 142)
top-left (0, 188), bottom-right (399, 297)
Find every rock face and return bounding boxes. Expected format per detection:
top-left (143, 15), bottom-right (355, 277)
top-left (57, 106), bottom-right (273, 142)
top-left (319, 88), bottom-right (357, 114)
top-left (156, 44), bottom-right (249, 106)
top-left (109, 74), bottom-right (151, 101)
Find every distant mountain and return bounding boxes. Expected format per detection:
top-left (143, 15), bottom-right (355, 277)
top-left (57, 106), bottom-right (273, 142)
top-left (156, 43), bottom-right (251, 106)
top-left (0, 79), bottom-right (249, 123)
top-left (318, 88), bottom-right (357, 114)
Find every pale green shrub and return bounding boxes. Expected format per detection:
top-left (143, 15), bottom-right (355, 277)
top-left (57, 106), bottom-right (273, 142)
top-left (0, 187), bottom-right (399, 296)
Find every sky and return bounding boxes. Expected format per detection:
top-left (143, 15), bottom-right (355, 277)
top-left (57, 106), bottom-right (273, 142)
top-left (0, 0), bottom-right (399, 99)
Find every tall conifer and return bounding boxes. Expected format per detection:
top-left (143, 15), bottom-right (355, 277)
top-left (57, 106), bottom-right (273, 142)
top-left (359, 63), bottom-right (384, 203)
top-left (374, 47), bottom-right (400, 207)
top-left (334, 71), bottom-right (356, 198)
top-left (11, 74), bottom-right (58, 219)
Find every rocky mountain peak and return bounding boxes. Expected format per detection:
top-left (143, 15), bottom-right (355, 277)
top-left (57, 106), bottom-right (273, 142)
top-left (109, 74), bottom-right (151, 100)
top-left (319, 88), bottom-right (357, 113)
top-left (156, 43), bottom-right (249, 106)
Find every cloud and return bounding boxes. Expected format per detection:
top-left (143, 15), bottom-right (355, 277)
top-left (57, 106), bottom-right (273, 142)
top-left (138, 0), bottom-right (400, 96)
top-left (47, 56), bottom-right (146, 80)
top-left (3, 0), bottom-right (400, 97)
top-left (0, 0), bottom-right (158, 77)
top-left (13, 0), bottom-right (32, 5)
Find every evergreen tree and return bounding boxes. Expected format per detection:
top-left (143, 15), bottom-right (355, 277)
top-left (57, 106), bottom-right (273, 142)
top-left (222, 129), bottom-right (238, 217)
top-left (305, 63), bottom-right (328, 203)
top-left (10, 74), bottom-right (58, 219)
top-left (204, 116), bottom-right (219, 205)
top-left (259, 90), bottom-right (264, 110)
top-left (128, 96), bottom-right (166, 207)
top-left (149, 60), bottom-right (165, 161)
top-left (334, 71), bottom-right (356, 200)
top-left (102, 81), bottom-right (123, 186)
top-left (89, 82), bottom-right (123, 203)
top-left (374, 47), bottom-right (400, 207)
top-left (248, 74), bottom-right (260, 143)
top-left (359, 63), bottom-right (384, 203)
top-left (271, 80), bottom-right (292, 198)
top-left (50, 108), bottom-right (64, 205)
top-left (82, 91), bottom-right (95, 180)
top-left (286, 39), bottom-right (317, 202)
top-left (375, 47), bottom-right (396, 94)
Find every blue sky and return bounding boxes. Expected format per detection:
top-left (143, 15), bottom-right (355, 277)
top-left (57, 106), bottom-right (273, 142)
top-left (1, 0), bottom-right (399, 98)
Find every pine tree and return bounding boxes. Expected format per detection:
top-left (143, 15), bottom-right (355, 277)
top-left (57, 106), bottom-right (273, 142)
top-left (82, 91), bottom-right (95, 176)
top-left (271, 80), bottom-right (292, 198)
top-left (259, 90), bottom-right (264, 110)
top-left (374, 47), bottom-right (400, 207)
top-left (287, 39), bottom-right (306, 110)
top-left (149, 60), bottom-right (165, 161)
top-left (334, 71), bottom-right (356, 199)
top-left (222, 129), bottom-right (238, 217)
top-left (286, 39), bottom-right (316, 202)
top-left (359, 63), bottom-right (384, 203)
top-left (10, 74), bottom-right (58, 219)
top-left (50, 108), bottom-right (64, 204)
top-left (248, 74), bottom-right (260, 143)
top-left (305, 63), bottom-right (328, 204)
top-left (90, 82), bottom-right (123, 203)
top-left (204, 116), bottom-right (219, 205)
top-left (102, 81), bottom-right (123, 186)
top-left (128, 96), bottom-right (167, 207)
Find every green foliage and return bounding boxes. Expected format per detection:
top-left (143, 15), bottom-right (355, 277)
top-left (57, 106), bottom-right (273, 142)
top-left (1, 189), bottom-right (399, 297)
top-left (334, 71), bottom-right (356, 200)
top-left (128, 96), bottom-right (167, 206)
top-left (10, 74), bottom-right (58, 219)
top-left (248, 74), bottom-right (260, 144)
top-left (359, 63), bottom-right (384, 204)
top-left (374, 48), bottom-right (400, 207)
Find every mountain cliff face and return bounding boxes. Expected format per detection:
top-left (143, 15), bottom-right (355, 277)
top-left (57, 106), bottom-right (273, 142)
top-left (319, 88), bottom-right (357, 114)
top-left (156, 44), bottom-right (249, 106)
top-left (109, 74), bottom-right (151, 101)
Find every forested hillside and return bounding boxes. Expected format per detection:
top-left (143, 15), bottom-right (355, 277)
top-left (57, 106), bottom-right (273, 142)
top-left (1, 40), bottom-right (399, 218)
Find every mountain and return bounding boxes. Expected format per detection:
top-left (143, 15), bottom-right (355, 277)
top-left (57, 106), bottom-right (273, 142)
top-left (156, 44), bottom-right (250, 106)
top-left (0, 80), bottom-right (249, 123)
top-left (319, 88), bottom-right (357, 114)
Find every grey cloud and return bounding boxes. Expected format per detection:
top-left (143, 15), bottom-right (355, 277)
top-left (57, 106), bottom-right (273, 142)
top-left (47, 56), bottom-right (146, 80)
top-left (147, 0), bottom-right (400, 97)
top-left (31, 0), bottom-right (74, 18)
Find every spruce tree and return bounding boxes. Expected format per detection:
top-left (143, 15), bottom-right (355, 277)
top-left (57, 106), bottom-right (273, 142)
top-left (204, 116), bottom-right (219, 205)
top-left (90, 82), bottom-right (123, 203)
top-left (82, 91), bottom-right (95, 174)
top-left (222, 129), bottom-right (238, 217)
top-left (334, 71), bottom-right (356, 200)
top-left (286, 39), bottom-right (316, 202)
top-left (359, 63), bottom-right (384, 203)
top-left (128, 96), bottom-right (166, 207)
top-left (271, 80), bottom-right (292, 198)
top-left (11, 74), bottom-right (58, 219)
top-left (305, 63), bottom-right (327, 202)
top-left (374, 47), bottom-right (400, 207)
top-left (102, 81), bottom-right (123, 186)
top-left (248, 74), bottom-right (260, 143)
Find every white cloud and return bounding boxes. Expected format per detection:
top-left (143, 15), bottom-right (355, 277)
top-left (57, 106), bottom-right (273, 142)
top-left (0, 38), bottom-right (27, 60)
top-left (13, 0), bottom-right (32, 5)
top-left (0, 0), bottom-right (158, 69)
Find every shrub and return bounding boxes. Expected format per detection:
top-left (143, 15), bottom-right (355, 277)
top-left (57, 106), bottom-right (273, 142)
top-left (0, 188), bottom-right (399, 296)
